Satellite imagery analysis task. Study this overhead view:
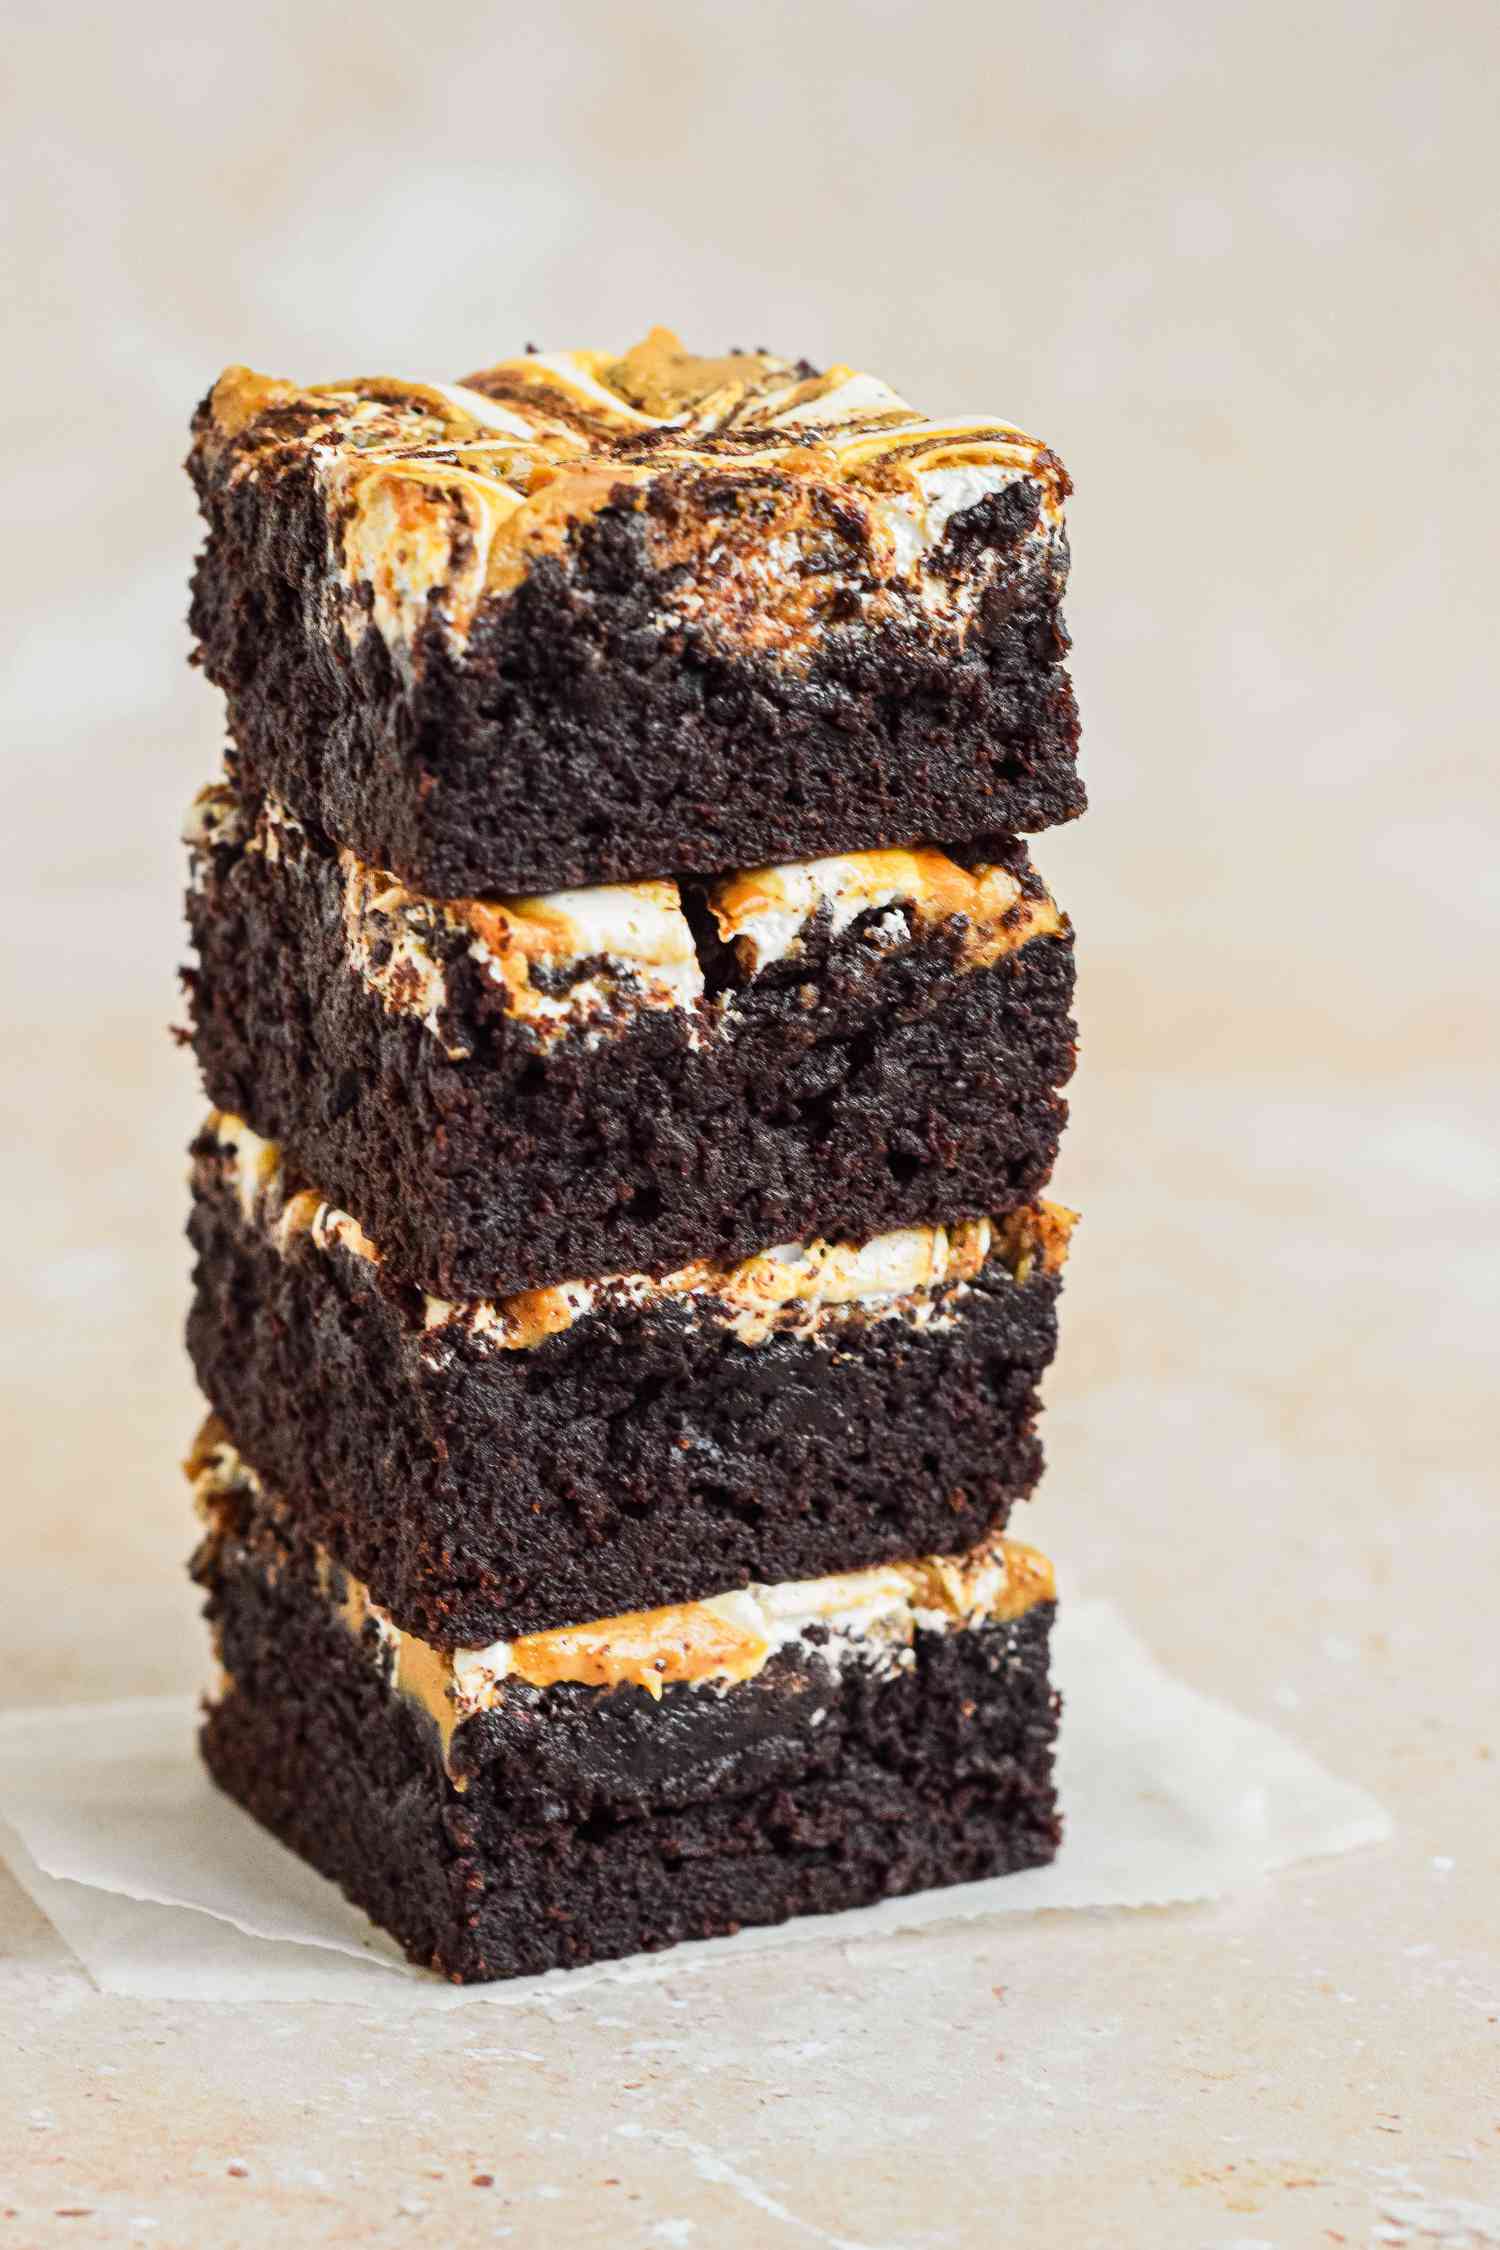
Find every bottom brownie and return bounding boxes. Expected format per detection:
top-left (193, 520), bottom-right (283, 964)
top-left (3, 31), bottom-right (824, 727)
top-left (192, 1426), bottom-right (1062, 1983)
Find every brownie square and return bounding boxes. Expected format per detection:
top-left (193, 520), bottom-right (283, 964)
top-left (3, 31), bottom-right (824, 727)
top-left (192, 1424), bottom-right (1062, 1984)
top-left (187, 328), bottom-right (1081, 896)
top-left (187, 1112), bottom-right (1075, 1644)
top-left (183, 779), bottom-right (1076, 1299)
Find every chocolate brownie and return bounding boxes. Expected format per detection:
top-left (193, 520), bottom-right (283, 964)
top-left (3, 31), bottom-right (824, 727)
top-left (183, 779), bottom-right (1076, 1299)
top-left (187, 1113), bottom-right (1076, 1644)
top-left (191, 1424), bottom-right (1062, 1983)
top-left (186, 329), bottom-right (1081, 896)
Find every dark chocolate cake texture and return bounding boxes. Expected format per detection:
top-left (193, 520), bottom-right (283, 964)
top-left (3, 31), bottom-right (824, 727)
top-left (187, 327), bottom-right (1081, 896)
top-left (184, 777), bottom-right (1076, 1298)
top-left (189, 1109), bottom-right (1075, 1645)
top-left (179, 327), bottom-right (1082, 1980)
top-left (192, 1422), bottom-right (1062, 1984)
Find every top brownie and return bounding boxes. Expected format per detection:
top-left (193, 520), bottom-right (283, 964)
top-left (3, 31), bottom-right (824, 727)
top-left (188, 327), bottom-right (1081, 896)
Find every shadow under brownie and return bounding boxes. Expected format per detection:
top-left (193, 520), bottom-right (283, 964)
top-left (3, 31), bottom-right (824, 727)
top-left (186, 328), bottom-right (1081, 898)
top-left (188, 1113), bottom-right (1075, 1644)
top-left (183, 779), bottom-right (1076, 1299)
top-left (191, 1423), bottom-right (1062, 1984)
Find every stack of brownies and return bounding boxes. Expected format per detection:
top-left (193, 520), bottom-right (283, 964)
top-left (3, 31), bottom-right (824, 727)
top-left (179, 328), bottom-right (1084, 1982)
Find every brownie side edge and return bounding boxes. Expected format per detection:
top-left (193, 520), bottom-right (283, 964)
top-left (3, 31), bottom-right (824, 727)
top-left (197, 1505), bottom-right (1061, 1983)
top-left (183, 789), bottom-right (1076, 1299)
top-left (186, 1166), bottom-right (1062, 1644)
top-left (189, 453), bottom-right (1082, 895)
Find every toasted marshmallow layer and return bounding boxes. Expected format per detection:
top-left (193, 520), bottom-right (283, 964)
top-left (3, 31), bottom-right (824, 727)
top-left (191, 1422), bottom-right (1056, 1763)
top-left (708, 848), bottom-right (1063, 975)
top-left (196, 1112), bottom-right (1076, 1352)
top-left (194, 327), bottom-right (1071, 676)
top-left (184, 783), bottom-right (1066, 1061)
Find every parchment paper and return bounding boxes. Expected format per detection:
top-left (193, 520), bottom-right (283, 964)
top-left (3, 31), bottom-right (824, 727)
top-left (0, 1600), bottom-right (1390, 2008)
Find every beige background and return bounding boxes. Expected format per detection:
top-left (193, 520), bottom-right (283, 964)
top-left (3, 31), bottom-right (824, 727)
top-left (2, 1), bottom-right (1497, 2242)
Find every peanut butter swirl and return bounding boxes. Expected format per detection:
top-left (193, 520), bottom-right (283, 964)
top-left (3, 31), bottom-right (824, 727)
top-left (196, 329), bottom-right (1071, 671)
top-left (191, 1423), bottom-right (1057, 1765)
top-left (185, 782), bottom-right (1068, 1062)
top-left (707, 847), bottom-right (1066, 975)
top-left (197, 1112), bottom-right (1076, 1353)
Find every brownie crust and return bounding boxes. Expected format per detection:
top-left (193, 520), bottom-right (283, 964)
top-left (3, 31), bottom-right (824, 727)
top-left (188, 378), bottom-right (1081, 897)
top-left (183, 789), bottom-right (1076, 1300)
top-left (186, 1155), bottom-right (1067, 1644)
top-left (196, 1498), bottom-right (1061, 1983)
